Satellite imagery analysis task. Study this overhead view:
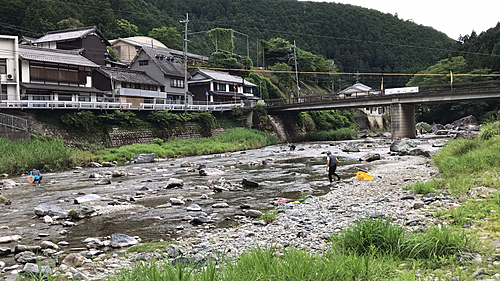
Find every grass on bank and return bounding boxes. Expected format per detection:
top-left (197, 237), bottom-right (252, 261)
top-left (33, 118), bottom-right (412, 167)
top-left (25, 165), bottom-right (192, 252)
top-left (0, 136), bottom-right (87, 175)
top-left (301, 127), bottom-right (358, 141)
top-left (104, 217), bottom-right (476, 281)
top-left (94, 128), bottom-right (279, 163)
top-left (403, 125), bottom-right (500, 253)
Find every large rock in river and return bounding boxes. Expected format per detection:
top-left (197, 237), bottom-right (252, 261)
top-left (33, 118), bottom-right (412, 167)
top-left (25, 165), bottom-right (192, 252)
top-left (359, 153), bottom-right (380, 162)
top-left (34, 204), bottom-right (68, 218)
top-left (390, 139), bottom-right (416, 153)
top-left (242, 179), bottom-right (259, 188)
top-left (165, 178), bottom-right (184, 189)
top-left (74, 194), bottom-right (101, 204)
top-left (130, 153), bottom-right (155, 164)
top-left (110, 233), bottom-right (139, 248)
top-left (341, 142), bottom-right (360, 152)
top-left (68, 206), bottom-right (95, 219)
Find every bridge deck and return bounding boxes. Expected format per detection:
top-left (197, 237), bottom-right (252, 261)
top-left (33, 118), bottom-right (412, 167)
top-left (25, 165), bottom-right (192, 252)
top-left (266, 80), bottom-right (500, 113)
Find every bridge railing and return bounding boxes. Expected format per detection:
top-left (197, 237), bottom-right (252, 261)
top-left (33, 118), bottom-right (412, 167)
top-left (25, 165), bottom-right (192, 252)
top-left (266, 80), bottom-right (500, 107)
top-left (266, 90), bottom-right (381, 107)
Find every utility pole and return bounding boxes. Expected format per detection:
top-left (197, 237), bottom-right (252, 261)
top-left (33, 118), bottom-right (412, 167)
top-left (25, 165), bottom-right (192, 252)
top-left (180, 13), bottom-right (189, 105)
top-left (256, 38), bottom-right (259, 68)
top-left (293, 40), bottom-right (300, 100)
top-left (331, 60), bottom-right (335, 94)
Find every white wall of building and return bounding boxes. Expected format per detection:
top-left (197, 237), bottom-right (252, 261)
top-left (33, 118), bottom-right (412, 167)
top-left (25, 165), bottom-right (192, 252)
top-left (0, 35), bottom-right (20, 100)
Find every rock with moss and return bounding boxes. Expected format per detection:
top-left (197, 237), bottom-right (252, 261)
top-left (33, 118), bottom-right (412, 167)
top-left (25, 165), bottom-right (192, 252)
top-left (68, 206), bottom-right (95, 220)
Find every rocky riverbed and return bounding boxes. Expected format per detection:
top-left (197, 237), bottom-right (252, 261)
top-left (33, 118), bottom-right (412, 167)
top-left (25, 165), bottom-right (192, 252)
top-left (0, 136), bottom-right (465, 280)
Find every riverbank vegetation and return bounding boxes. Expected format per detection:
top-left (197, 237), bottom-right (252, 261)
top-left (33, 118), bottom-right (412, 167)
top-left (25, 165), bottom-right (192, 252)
top-left (103, 217), bottom-right (476, 281)
top-left (0, 128), bottom-right (278, 175)
top-left (93, 128), bottom-right (279, 163)
top-left (0, 135), bottom-right (86, 175)
top-left (107, 123), bottom-right (500, 280)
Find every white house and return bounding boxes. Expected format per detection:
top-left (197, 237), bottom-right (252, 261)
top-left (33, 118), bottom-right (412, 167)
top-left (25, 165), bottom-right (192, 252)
top-left (0, 35), bottom-right (20, 102)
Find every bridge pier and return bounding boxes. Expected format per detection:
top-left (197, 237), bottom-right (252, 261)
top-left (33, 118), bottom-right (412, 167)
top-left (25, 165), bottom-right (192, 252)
top-left (390, 103), bottom-right (416, 139)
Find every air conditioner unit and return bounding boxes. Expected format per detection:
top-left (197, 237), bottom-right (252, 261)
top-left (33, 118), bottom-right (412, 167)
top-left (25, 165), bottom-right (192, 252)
top-left (6, 74), bottom-right (13, 80)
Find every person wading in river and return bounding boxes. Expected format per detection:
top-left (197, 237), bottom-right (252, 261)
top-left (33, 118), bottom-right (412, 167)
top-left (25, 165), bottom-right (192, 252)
top-left (326, 151), bottom-right (341, 183)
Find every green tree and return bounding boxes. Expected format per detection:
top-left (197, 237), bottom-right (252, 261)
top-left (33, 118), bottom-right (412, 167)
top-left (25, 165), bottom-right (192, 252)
top-left (57, 18), bottom-right (84, 30)
top-left (115, 19), bottom-right (139, 38)
top-left (207, 28), bottom-right (235, 53)
top-left (22, 0), bottom-right (62, 34)
top-left (84, 0), bottom-right (117, 39)
top-left (148, 26), bottom-right (181, 49)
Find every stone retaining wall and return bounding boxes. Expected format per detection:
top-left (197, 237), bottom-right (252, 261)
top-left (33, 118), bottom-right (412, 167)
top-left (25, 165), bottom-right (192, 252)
top-left (0, 110), bottom-right (228, 147)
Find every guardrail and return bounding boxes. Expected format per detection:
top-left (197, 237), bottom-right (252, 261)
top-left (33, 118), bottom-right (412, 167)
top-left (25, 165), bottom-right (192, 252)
top-left (0, 100), bottom-right (133, 109)
top-left (0, 112), bottom-right (28, 131)
top-left (0, 99), bottom-right (245, 111)
top-left (140, 102), bottom-right (244, 111)
top-left (266, 80), bottom-right (500, 107)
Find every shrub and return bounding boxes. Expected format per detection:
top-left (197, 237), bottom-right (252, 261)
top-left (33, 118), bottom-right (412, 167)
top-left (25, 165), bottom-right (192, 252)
top-left (257, 208), bottom-right (278, 223)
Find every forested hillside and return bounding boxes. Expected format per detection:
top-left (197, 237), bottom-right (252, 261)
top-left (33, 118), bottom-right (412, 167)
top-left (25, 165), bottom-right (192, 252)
top-left (1, 0), bottom-right (455, 88)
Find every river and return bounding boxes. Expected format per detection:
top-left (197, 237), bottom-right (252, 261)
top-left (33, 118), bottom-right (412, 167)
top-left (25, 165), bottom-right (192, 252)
top-left (0, 139), bottom-right (401, 268)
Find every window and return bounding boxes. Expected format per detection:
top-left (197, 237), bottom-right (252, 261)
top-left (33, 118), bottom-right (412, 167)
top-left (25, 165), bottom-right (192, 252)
top-left (143, 98), bottom-right (154, 104)
top-left (215, 83), bottom-right (226, 91)
top-left (0, 59), bottom-right (6, 74)
top-left (139, 60), bottom-right (149, 66)
top-left (243, 86), bottom-right (253, 94)
top-left (29, 62), bottom-right (86, 84)
top-left (156, 99), bottom-right (165, 104)
top-left (170, 78), bottom-right (184, 88)
top-left (1, 85), bottom-right (6, 100)
top-left (78, 94), bottom-right (90, 102)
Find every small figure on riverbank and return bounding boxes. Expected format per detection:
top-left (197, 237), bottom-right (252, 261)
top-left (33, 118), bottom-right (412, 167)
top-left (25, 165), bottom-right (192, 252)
top-left (326, 151), bottom-right (340, 183)
top-left (28, 168), bottom-right (43, 186)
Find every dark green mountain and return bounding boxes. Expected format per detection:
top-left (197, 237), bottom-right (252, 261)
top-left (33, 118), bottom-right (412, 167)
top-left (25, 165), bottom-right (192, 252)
top-left (1, 0), bottom-right (455, 88)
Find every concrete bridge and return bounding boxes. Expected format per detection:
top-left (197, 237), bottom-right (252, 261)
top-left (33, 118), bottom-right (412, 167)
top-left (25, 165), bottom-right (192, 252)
top-left (265, 81), bottom-right (500, 138)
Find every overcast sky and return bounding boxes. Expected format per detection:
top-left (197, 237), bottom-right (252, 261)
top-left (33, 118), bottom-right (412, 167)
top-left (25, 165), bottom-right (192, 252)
top-left (299, 0), bottom-right (500, 40)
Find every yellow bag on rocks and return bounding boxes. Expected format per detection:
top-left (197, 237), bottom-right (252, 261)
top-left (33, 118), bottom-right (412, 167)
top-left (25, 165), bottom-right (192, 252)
top-left (356, 171), bottom-right (374, 181)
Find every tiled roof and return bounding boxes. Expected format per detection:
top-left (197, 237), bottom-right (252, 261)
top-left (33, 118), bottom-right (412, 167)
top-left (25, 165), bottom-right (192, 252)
top-left (141, 46), bottom-right (186, 78)
top-left (19, 45), bottom-right (99, 68)
top-left (194, 69), bottom-right (257, 87)
top-left (98, 66), bottom-right (162, 85)
top-left (34, 26), bottom-right (109, 45)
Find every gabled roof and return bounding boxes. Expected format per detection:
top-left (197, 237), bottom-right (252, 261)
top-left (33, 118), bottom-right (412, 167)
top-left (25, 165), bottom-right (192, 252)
top-left (135, 45), bottom-right (186, 78)
top-left (113, 37), bottom-right (208, 62)
top-left (110, 37), bottom-right (167, 48)
top-left (337, 82), bottom-right (374, 95)
top-left (19, 45), bottom-right (99, 68)
top-left (97, 66), bottom-right (162, 85)
top-left (190, 69), bottom-right (256, 87)
top-left (34, 26), bottom-right (110, 46)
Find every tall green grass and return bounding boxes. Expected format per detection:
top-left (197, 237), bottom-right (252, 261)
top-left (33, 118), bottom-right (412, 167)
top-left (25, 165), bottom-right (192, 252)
top-left (0, 137), bottom-right (83, 174)
top-left (94, 128), bottom-right (279, 163)
top-left (302, 127), bottom-right (358, 141)
top-left (332, 217), bottom-right (473, 260)
top-left (108, 247), bottom-right (395, 281)
top-left (107, 218), bottom-right (473, 281)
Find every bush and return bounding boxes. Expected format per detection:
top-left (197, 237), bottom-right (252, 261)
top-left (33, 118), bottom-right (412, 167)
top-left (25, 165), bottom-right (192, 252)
top-left (303, 127), bottom-right (358, 141)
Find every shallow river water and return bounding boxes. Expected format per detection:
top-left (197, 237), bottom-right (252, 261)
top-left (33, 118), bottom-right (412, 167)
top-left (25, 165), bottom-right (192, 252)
top-left (0, 140), bottom-right (390, 266)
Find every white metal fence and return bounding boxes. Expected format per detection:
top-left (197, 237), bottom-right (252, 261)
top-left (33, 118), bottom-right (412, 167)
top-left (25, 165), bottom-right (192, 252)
top-left (0, 112), bottom-right (28, 131)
